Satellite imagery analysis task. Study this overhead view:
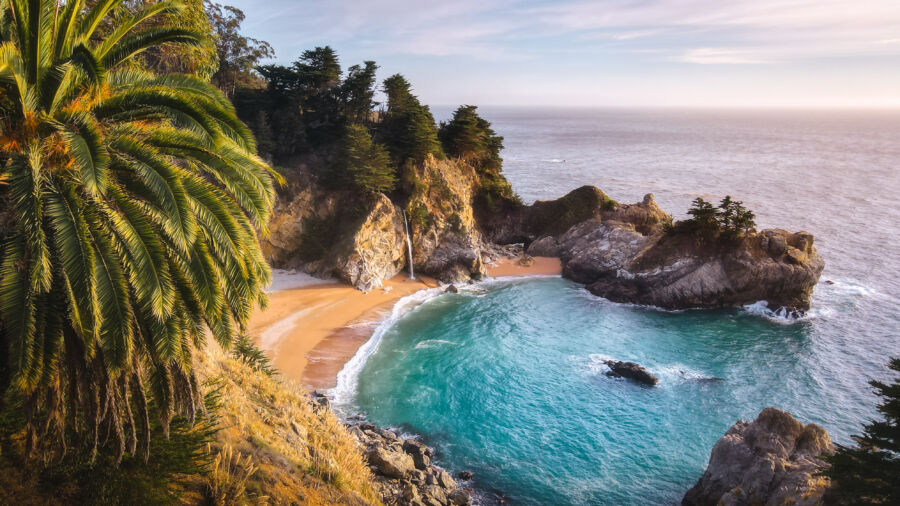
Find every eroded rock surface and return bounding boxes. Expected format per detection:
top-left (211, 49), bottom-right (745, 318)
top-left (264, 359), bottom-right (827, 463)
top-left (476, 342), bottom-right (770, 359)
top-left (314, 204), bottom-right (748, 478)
top-left (487, 187), bottom-right (823, 313)
top-left (350, 423), bottom-right (473, 506)
top-left (683, 407), bottom-right (834, 506)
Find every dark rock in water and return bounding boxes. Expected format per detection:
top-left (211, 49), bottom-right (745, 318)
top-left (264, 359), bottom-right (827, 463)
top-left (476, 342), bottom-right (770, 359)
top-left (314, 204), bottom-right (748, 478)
top-left (683, 407), bottom-right (834, 506)
top-left (458, 470), bottom-right (474, 481)
top-left (604, 360), bottom-right (659, 386)
top-left (445, 284), bottom-right (460, 294)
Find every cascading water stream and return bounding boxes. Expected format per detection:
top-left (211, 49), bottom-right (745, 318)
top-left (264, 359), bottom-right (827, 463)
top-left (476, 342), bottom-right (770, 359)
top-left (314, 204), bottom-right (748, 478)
top-left (402, 210), bottom-right (415, 280)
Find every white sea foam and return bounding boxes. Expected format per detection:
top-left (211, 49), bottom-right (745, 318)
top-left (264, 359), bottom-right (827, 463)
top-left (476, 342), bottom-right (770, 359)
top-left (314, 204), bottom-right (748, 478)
top-left (741, 300), bottom-right (809, 323)
top-left (329, 287), bottom-right (444, 410)
top-left (414, 339), bottom-right (458, 350)
top-left (587, 354), bottom-right (718, 384)
top-left (329, 275), bottom-right (562, 414)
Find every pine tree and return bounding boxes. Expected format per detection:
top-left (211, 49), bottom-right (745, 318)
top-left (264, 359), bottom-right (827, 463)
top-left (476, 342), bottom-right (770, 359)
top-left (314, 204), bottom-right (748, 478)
top-left (334, 125), bottom-right (396, 193)
top-left (378, 74), bottom-right (443, 164)
top-left (341, 61), bottom-right (379, 123)
top-left (685, 197), bottom-right (720, 235)
top-left (825, 358), bottom-right (900, 504)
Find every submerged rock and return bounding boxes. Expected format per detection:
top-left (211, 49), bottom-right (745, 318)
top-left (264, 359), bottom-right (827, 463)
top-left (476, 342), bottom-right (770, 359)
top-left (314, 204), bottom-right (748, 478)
top-left (683, 407), bottom-right (834, 506)
top-left (604, 360), bottom-right (659, 386)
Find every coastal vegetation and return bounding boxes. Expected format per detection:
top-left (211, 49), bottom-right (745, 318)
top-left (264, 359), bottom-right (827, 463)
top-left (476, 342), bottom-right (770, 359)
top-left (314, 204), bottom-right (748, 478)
top-left (672, 196), bottom-right (757, 240)
top-left (0, 1), bottom-right (377, 504)
top-left (825, 358), bottom-right (900, 504)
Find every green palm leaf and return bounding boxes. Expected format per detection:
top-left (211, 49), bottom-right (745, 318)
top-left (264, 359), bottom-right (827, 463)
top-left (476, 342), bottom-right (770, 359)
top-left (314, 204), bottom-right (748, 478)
top-left (0, 0), bottom-right (275, 461)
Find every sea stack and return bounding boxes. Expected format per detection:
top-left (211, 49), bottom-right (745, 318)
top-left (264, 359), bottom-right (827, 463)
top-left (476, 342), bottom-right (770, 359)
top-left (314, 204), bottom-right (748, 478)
top-left (683, 408), bottom-right (834, 506)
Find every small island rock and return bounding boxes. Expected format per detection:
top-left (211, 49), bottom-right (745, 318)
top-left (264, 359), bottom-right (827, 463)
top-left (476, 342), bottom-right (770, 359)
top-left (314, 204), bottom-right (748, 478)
top-left (604, 360), bottom-right (659, 386)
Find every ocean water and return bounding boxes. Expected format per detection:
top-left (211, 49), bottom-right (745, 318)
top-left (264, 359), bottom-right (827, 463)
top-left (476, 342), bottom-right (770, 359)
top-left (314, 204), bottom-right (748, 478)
top-left (340, 108), bottom-right (900, 505)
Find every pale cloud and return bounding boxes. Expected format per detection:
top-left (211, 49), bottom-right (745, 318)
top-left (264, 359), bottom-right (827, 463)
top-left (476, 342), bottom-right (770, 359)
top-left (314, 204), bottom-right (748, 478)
top-left (232, 0), bottom-right (900, 63)
top-left (676, 48), bottom-right (770, 65)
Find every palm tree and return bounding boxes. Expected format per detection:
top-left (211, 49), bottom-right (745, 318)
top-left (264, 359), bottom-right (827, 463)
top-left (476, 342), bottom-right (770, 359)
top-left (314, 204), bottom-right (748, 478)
top-left (0, 0), bottom-right (277, 463)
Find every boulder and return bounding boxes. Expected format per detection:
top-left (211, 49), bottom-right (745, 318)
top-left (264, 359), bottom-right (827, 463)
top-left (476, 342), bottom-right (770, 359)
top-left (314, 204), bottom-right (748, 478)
top-left (683, 407), bottom-right (834, 506)
top-left (366, 446), bottom-right (416, 479)
top-left (604, 360), bottom-right (659, 386)
top-left (403, 439), bottom-right (433, 470)
top-left (526, 236), bottom-right (560, 257)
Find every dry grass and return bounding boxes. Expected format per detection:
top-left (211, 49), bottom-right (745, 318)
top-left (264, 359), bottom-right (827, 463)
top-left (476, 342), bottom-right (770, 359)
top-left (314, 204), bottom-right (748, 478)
top-left (197, 345), bottom-right (381, 505)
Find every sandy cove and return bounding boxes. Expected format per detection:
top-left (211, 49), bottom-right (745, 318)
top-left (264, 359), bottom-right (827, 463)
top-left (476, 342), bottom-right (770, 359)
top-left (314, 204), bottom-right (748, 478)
top-left (248, 257), bottom-right (562, 391)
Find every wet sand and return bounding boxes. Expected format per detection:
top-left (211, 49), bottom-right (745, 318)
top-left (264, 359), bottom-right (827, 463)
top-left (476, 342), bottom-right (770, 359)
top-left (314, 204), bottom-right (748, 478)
top-left (248, 257), bottom-right (562, 391)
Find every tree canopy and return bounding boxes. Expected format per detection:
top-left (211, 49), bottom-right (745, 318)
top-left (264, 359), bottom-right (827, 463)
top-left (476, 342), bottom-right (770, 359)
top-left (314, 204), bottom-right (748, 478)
top-left (333, 124), bottom-right (396, 194)
top-left (676, 196), bottom-right (756, 240)
top-left (206, 1), bottom-right (273, 96)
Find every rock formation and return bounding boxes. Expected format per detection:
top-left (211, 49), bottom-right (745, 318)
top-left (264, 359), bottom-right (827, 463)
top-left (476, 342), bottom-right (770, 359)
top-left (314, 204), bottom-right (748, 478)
top-left (264, 159), bottom-right (824, 311)
top-left (604, 360), bottom-right (659, 386)
top-left (263, 156), bottom-right (491, 288)
top-left (349, 422), bottom-right (473, 505)
top-left (405, 156), bottom-right (487, 283)
top-left (483, 186), bottom-right (823, 313)
top-left (683, 407), bottom-right (834, 506)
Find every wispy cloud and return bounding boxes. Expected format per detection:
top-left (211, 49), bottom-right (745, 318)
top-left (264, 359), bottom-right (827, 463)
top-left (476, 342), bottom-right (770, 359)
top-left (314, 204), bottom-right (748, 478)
top-left (233, 0), bottom-right (900, 63)
top-left (676, 48), bottom-right (770, 64)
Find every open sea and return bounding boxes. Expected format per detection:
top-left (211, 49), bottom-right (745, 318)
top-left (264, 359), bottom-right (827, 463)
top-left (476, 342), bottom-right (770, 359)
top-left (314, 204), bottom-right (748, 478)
top-left (333, 108), bottom-right (900, 505)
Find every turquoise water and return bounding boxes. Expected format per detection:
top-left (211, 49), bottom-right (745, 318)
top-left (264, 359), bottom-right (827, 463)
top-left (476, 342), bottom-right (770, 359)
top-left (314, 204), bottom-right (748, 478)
top-left (349, 277), bottom-right (886, 504)
top-left (340, 109), bottom-right (900, 504)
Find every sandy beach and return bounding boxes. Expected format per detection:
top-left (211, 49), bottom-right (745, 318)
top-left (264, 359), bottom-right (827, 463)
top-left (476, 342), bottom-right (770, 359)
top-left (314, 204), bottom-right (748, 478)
top-left (248, 257), bottom-right (562, 391)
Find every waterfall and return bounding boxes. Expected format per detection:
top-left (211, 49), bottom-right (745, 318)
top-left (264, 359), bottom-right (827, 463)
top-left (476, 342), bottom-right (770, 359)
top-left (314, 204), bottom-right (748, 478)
top-left (402, 210), bottom-right (415, 280)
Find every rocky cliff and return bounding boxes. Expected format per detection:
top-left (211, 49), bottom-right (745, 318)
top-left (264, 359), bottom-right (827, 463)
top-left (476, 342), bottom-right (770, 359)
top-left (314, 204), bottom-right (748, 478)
top-left (483, 186), bottom-right (824, 313)
top-left (263, 155), bottom-right (491, 289)
top-left (265, 161), bottom-right (824, 311)
top-left (683, 408), bottom-right (834, 506)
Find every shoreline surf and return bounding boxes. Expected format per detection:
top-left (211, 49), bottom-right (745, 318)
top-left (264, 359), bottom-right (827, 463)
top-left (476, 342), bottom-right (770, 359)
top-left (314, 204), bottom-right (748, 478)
top-left (248, 257), bottom-right (563, 392)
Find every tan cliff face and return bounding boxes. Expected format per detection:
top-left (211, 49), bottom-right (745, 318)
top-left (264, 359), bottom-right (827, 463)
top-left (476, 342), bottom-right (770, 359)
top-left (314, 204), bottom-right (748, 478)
top-left (405, 155), bottom-right (486, 283)
top-left (262, 156), bottom-right (489, 289)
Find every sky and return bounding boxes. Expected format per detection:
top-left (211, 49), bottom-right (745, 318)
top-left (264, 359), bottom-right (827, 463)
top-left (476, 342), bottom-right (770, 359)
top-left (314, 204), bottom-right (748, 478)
top-left (224, 0), bottom-right (900, 108)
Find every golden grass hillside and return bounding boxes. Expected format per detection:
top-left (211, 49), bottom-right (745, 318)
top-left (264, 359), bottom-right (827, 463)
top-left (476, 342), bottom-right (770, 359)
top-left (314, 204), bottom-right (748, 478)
top-left (198, 345), bottom-right (382, 505)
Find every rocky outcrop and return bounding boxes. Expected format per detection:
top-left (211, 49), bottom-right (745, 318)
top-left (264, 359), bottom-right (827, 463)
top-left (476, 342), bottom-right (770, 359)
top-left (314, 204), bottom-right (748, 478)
top-left (263, 156), bottom-right (493, 289)
top-left (604, 360), bottom-right (659, 386)
top-left (349, 422), bottom-right (473, 505)
top-left (262, 184), bottom-right (406, 290)
top-left (683, 408), bottom-right (833, 506)
top-left (484, 186), bottom-right (823, 313)
top-left (330, 194), bottom-right (406, 290)
top-left (406, 156), bottom-right (487, 283)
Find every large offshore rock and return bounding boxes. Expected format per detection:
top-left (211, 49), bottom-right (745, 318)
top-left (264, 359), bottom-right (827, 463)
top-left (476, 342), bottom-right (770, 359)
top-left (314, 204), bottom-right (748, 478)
top-left (489, 186), bottom-right (823, 313)
top-left (683, 407), bottom-right (834, 506)
top-left (585, 228), bottom-right (824, 312)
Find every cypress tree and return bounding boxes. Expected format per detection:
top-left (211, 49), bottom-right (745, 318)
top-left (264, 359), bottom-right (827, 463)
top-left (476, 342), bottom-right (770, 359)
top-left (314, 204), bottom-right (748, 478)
top-left (825, 358), bottom-right (900, 504)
